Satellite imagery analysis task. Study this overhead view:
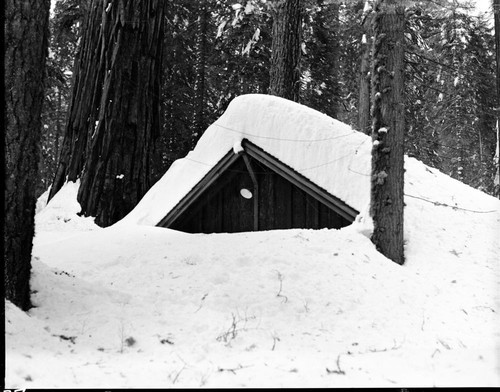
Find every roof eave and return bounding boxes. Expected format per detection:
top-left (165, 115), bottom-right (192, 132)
top-left (157, 139), bottom-right (359, 228)
top-left (242, 139), bottom-right (359, 221)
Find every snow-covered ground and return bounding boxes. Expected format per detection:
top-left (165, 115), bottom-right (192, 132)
top-left (5, 93), bottom-right (500, 388)
top-left (5, 170), bottom-right (500, 388)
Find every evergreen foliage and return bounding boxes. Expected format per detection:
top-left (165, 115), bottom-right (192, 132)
top-left (405, 1), bottom-right (497, 194)
top-left (42, 0), bottom-right (498, 199)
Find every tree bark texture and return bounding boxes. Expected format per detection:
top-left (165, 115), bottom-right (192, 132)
top-left (50, 0), bottom-right (165, 226)
top-left (191, 0), bottom-right (208, 146)
top-left (269, 0), bottom-right (303, 102)
top-left (495, 0), bottom-right (500, 107)
top-left (358, 4), bottom-right (373, 135)
top-left (5, 0), bottom-right (50, 309)
top-left (370, 0), bottom-right (405, 265)
top-left (494, 0), bottom-right (500, 197)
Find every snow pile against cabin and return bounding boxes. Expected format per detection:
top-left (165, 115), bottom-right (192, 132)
top-left (119, 94), bottom-right (371, 227)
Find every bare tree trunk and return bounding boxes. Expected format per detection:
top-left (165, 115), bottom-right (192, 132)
top-left (269, 0), bottom-right (303, 101)
top-left (494, 0), bottom-right (500, 197)
top-left (5, 0), bottom-right (50, 309)
top-left (370, 0), bottom-right (405, 265)
top-left (191, 0), bottom-right (208, 146)
top-left (358, 2), bottom-right (373, 135)
top-left (55, 88), bottom-right (62, 165)
top-left (496, 0), bottom-right (500, 105)
top-left (49, 0), bottom-right (106, 197)
top-left (50, 0), bottom-right (165, 227)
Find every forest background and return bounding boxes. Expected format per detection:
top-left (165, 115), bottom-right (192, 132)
top-left (39, 0), bottom-right (498, 201)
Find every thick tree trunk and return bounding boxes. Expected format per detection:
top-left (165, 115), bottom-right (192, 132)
top-left (494, 0), bottom-right (500, 197)
top-left (49, 0), bottom-right (106, 197)
top-left (370, 0), bottom-right (405, 265)
top-left (56, 89), bottom-right (64, 162)
top-left (191, 0), bottom-right (208, 146)
top-left (269, 0), bottom-right (303, 102)
top-left (358, 3), bottom-right (372, 135)
top-left (50, 0), bottom-right (165, 227)
top-left (5, 0), bottom-right (50, 309)
top-left (495, 0), bottom-right (500, 105)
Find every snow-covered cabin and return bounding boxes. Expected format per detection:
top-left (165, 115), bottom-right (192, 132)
top-left (120, 94), bottom-right (373, 233)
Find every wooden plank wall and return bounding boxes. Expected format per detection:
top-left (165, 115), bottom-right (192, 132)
top-left (169, 155), bottom-right (351, 233)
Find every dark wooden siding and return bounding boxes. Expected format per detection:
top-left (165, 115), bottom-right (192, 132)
top-left (170, 158), bottom-right (254, 233)
top-left (169, 154), bottom-right (352, 233)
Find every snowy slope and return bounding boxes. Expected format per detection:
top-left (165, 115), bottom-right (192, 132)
top-left (5, 95), bottom-right (500, 388)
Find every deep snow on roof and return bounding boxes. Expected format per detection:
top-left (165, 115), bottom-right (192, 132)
top-left (118, 94), bottom-right (499, 229)
top-left (119, 94), bottom-right (372, 227)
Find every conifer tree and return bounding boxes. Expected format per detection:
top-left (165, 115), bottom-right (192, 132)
top-left (358, 0), bottom-right (373, 135)
top-left (5, 0), bottom-right (50, 309)
top-left (302, 0), bottom-right (340, 118)
top-left (494, 0), bottom-right (500, 196)
top-left (269, 0), bottom-right (303, 101)
top-left (49, 0), bottom-right (166, 227)
top-left (191, 0), bottom-right (209, 144)
top-left (158, 0), bottom-right (199, 173)
top-left (370, 0), bottom-right (405, 265)
top-left (39, 0), bottom-right (85, 196)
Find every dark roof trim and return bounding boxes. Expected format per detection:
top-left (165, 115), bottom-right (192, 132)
top-left (241, 139), bottom-right (359, 221)
top-left (157, 149), bottom-right (240, 227)
top-left (157, 139), bottom-right (359, 228)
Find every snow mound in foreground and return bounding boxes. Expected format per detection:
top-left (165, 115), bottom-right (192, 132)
top-left (7, 166), bottom-right (500, 388)
top-left (6, 207), bottom-right (500, 387)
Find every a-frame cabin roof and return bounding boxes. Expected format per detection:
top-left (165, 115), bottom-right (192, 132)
top-left (158, 139), bottom-right (359, 228)
top-left (119, 94), bottom-right (372, 227)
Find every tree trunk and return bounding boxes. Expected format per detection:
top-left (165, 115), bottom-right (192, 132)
top-left (358, 2), bottom-right (372, 135)
top-left (191, 0), bottom-right (209, 146)
top-left (494, 0), bottom-right (500, 197)
top-left (55, 88), bottom-right (62, 165)
top-left (370, 0), bottom-right (405, 265)
top-left (49, 0), bottom-right (165, 227)
top-left (269, 0), bottom-right (303, 102)
top-left (5, 0), bottom-right (50, 310)
top-left (495, 0), bottom-right (500, 105)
